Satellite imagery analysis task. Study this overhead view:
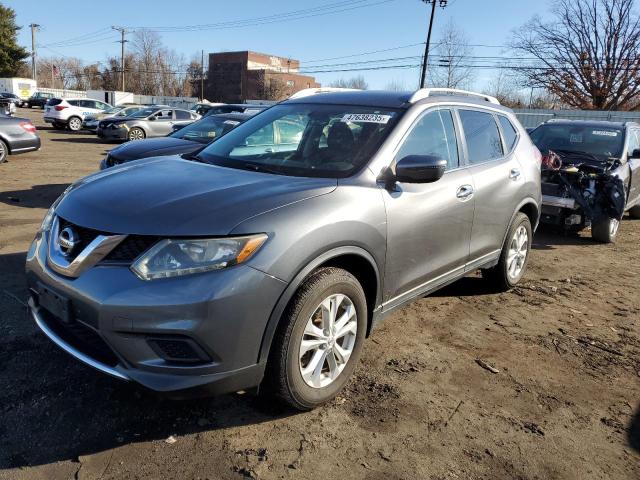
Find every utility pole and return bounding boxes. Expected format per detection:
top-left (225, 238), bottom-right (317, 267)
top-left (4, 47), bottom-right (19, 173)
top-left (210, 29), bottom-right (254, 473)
top-left (419, 0), bottom-right (448, 89)
top-left (112, 26), bottom-right (128, 91)
top-left (29, 24), bottom-right (40, 81)
top-left (201, 49), bottom-right (205, 100)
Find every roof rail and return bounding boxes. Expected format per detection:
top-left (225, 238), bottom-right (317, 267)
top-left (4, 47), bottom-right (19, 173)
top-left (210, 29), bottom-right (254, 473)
top-left (288, 87), bottom-right (361, 100)
top-left (409, 88), bottom-right (500, 105)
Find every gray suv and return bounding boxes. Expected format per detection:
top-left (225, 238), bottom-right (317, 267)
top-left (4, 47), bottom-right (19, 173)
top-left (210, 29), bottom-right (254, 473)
top-left (26, 89), bottom-right (541, 409)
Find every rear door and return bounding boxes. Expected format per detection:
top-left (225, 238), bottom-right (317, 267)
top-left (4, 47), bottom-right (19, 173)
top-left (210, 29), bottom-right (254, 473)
top-left (173, 109), bottom-right (194, 128)
top-left (458, 109), bottom-right (522, 265)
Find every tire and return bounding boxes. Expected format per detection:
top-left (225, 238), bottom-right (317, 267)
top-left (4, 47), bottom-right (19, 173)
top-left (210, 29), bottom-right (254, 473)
top-left (0, 139), bottom-right (8, 163)
top-left (591, 216), bottom-right (620, 243)
top-left (482, 212), bottom-right (532, 291)
top-left (629, 205), bottom-right (640, 219)
top-left (127, 127), bottom-right (145, 141)
top-left (67, 116), bottom-right (82, 131)
top-left (264, 267), bottom-right (367, 410)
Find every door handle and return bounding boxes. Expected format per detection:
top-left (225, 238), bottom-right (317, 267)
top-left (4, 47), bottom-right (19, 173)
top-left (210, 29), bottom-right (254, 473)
top-left (264, 147), bottom-right (275, 153)
top-left (456, 185), bottom-right (474, 199)
top-left (509, 168), bottom-right (521, 180)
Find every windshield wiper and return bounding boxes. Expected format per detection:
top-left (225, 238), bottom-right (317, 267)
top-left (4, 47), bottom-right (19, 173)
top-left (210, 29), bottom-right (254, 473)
top-left (241, 162), bottom-right (282, 175)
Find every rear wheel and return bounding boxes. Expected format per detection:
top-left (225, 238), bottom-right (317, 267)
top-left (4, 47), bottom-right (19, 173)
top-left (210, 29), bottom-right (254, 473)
top-left (128, 127), bottom-right (145, 141)
top-left (482, 212), bottom-right (532, 291)
top-left (67, 116), bottom-right (82, 131)
top-left (592, 216), bottom-right (619, 243)
top-left (629, 205), bottom-right (640, 219)
top-left (264, 267), bottom-right (367, 410)
top-left (0, 139), bottom-right (8, 163)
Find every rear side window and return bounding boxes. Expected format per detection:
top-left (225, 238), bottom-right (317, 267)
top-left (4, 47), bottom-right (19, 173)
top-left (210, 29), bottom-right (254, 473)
top-left (175, 110), bottom-right (191, 120)
top-left (396, 109), bottom-right (459, 170)
top-left (498, 115), bottom-right (518, 151)
top-left (67, 100), bottom-right (81, 107)
top-left (459, 110), bottom-right (503, 164)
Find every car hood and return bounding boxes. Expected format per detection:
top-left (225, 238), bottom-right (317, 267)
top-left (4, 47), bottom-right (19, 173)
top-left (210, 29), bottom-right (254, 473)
top-left (55, 157), bottom-right (337, 236)
top-left (109, 137), bottom-right (200, 161)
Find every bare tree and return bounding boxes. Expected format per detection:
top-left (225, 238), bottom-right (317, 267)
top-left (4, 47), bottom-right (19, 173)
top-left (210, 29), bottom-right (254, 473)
top-left (329, 75), bottom-right (369, 89)
top-left (513, 0), bottom-right (640, 110)
top-left (385, 79), bottom-right (410, 91)
top-left (429, 19), bottom-right (475, 89)
top-left (485, 67), bottom-right (525, 108)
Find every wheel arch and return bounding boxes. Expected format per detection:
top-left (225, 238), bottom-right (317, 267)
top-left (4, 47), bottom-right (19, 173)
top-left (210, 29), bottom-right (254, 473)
top-left (257, 246), bottom-right (382, 366)
top-left (0, 133), bottom-right (11, 154)
top-left (499, 198), bottom-right (539, 251)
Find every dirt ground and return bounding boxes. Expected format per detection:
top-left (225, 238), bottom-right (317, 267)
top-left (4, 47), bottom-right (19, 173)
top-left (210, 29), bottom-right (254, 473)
top-left (0, 108), bottom-right (638, 480)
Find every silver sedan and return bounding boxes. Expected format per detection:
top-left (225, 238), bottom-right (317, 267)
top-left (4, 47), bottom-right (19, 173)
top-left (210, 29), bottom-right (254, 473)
top-left (97, 106), bottom-right (200, 141)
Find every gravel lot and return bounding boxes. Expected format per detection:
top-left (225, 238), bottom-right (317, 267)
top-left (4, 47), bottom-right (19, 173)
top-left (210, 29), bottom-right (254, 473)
top-left (1, 108), bottom-right (639, 480)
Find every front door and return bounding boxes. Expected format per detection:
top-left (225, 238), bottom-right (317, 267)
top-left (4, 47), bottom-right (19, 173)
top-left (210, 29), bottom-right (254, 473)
top-left (149, 109), bottom-right (175, 136)
top-left (382, 108), bottom-right (474, 309)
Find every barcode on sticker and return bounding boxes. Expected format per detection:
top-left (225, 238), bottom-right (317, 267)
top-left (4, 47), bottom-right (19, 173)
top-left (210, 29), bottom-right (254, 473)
top-left (592, 130), bottom-right (618, 137)
top-left (341, 113), bottom-right (391, 124)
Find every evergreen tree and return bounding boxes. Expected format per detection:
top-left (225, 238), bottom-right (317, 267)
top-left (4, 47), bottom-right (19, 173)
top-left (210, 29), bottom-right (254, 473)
top-left (0, 3), bottom-right (30, 77)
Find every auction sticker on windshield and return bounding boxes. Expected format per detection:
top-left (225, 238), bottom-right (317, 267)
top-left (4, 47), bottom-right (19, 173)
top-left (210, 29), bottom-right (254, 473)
top-left (341, 113), bottom-right (391, 124)
top-left (592, 130), bottom-right (619, 136)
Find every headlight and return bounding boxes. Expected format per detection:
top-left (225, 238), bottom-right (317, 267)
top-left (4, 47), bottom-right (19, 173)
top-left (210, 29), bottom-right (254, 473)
top-left (39, 184), bottom-right (74, 232)
top-left (131, 234), bottom-right (268, 280)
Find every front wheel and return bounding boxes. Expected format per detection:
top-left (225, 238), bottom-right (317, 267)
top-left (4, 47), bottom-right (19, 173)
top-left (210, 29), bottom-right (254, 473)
top-left (592, 216), bottom-right (619, 243)
top-left (0, 139), bottom-right (8, 163)
top-left (264, 267), bottom-right (367, 410)
top-left (127, 127), bottom-right (145, 141)
top-left (482, 212), bottom-right (532, 291)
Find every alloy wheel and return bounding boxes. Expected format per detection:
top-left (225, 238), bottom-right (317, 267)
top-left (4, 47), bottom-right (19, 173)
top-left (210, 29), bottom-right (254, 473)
top-left (507, 225), bottom-right (528, 280)
top-left (68, 117), bottom-right (81, 131)
top-left (129, 129), bottom-right (144, 140)
top-left (299, 293), bottom-right (357, 388)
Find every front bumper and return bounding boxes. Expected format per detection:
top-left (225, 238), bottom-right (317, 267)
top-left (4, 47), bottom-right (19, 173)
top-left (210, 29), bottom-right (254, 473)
top-left (26, 228), bottom-right (286, 393)
top-left (83, 120), bottom-right (99, 132)
top-left (97, 127), bottom-right (128, 140)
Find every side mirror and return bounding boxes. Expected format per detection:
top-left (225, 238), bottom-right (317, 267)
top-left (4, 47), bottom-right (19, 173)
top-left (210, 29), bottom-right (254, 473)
top-left (148, 116), bottom-right (156, 121)
top-left (631, 148), bottom-right (640, 159)
top-left (393, 155), bottom-right (447, 184)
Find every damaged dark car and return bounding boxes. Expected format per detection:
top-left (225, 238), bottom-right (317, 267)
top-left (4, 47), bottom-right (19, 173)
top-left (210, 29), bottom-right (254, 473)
top-left (530, 120), bottom-right (640, 243)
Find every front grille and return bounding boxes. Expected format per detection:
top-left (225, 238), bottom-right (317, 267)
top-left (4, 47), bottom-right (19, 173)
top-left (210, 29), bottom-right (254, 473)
top-left (57, 217), bottom-right (158, 265)
top-left (37, 304), bottom-right (120, 367)
top-left (57, 217), bottom-right (102, 261)
top-left (104, 236), bottom-right (158, 262)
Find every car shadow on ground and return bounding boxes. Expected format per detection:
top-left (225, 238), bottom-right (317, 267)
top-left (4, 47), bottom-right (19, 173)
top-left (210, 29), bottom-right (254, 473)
top-left (0, 184), bottom-right (69, 209)
top-left (429, 276), bottom-right (495, 298)
top-left (50, 137), bottom-right (115, 145)
top-left (629, 404), bottom-right (640, 453)
top-left (0, 251), bottom-right (297, 470)
top-left (531, 226), bottom-right (597, 250)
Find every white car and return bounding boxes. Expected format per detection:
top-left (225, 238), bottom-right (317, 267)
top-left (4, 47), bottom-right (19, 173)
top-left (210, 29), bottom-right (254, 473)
top-left (44, 98), bottom-right (112, 131)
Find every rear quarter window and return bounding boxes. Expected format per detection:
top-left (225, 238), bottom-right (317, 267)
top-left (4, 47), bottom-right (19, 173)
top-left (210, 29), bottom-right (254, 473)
top-left (47, 98), bottom-right (63, 106)
top-left (498, 115), bottom-right (518, 152)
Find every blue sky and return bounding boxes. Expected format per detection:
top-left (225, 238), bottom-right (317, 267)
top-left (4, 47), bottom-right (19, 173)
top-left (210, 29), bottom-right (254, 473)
top-left (6, 0), bottom-right (553, 90)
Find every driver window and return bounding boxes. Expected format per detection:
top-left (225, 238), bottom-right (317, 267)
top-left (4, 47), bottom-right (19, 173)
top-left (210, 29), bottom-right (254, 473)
top-left (396, 109), bottom-right (459, 170)
top-left (156, 109), bottom-right (172, 120)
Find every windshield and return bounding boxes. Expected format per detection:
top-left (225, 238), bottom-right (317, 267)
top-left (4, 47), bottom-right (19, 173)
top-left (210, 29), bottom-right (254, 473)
top-left (530, 124), bottom-right (624, 159)
top-left (170, 116), bottom-right (242, 144)
top-left (197, 103), bottom-right (402, 178)
top-left (129, 107), bottom-right (158, 119)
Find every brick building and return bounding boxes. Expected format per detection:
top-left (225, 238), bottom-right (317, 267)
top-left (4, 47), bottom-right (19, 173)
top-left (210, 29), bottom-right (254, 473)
top-left (205, 51), bottom-right (319, 103)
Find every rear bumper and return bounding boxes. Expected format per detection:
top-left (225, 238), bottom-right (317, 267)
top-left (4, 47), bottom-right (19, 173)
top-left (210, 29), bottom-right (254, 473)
top-left (44, 116), bottom-right (66, 125)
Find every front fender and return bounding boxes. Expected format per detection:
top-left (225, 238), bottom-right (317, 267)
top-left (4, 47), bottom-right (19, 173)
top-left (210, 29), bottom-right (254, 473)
top-left (255, 245), bottom-right (382, 365)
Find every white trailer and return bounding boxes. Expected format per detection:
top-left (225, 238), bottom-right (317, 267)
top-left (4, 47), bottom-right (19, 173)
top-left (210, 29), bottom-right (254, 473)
top-left (0, 77), bottom-right (37, 101)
